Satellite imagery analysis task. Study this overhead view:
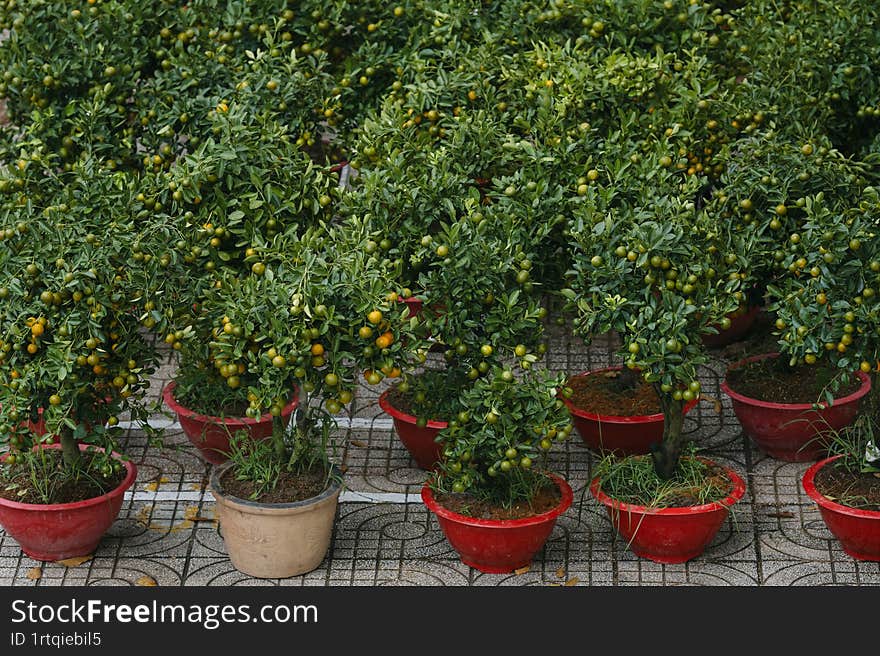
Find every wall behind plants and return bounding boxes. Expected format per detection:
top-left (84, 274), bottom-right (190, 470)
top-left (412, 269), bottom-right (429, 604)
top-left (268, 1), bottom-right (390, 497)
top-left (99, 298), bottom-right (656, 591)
top-left (0, 0), bottom-right (878, 425)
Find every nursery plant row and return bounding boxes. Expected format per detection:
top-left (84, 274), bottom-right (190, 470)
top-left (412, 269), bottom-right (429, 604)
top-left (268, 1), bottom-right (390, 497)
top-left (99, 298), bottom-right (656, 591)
top-left (0, 0), bottom-right (878, 577)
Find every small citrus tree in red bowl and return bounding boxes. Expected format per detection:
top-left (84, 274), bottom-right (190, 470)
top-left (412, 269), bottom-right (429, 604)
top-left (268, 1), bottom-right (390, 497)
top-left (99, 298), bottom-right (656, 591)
top-left (713, 140), bottom-right (877, 461)
top-left (565, 176), bottom-right (750, 562)
top-left (0, 159), bottom-right (153, 560)
top-left (765, 187), bottom-right (880, 559)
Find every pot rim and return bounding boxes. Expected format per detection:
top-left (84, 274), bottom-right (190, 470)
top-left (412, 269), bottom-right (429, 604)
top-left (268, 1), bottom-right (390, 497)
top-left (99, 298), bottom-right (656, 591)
top-left (561, 367), bottom-right (698, 423)
top-left (210, 460), bottom-right (344, 510)
top-left (378, 387), bottom-right (449, 429)
top-left (163, 381), bottom-right (299, 427)
top-left (589, 457), bottom-right (746, 516)
top-left (802, 454), bottom-right (880, 520)
top-left (720, 352), bottom-right (872, 411)
top-left (421, 471), bottom-right (573, 528)
top-left (0, 443), bottom-right (137, 511)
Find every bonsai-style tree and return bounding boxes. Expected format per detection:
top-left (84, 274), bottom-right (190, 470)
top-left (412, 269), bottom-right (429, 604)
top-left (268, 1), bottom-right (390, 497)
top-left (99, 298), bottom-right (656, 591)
top-left (135, 105), bottom-right (342, 407)
top-left (394, 193), bottom-right (572, 505)
top-left (343, 104), bottom-right (517, 302)
top-left (565, 173), bottom-right (747, 479)
top-left (702, 132), bottom-right (872, 304)
top-left (0, 157), bottom-right (156, 489)
top-left (766, 188), bottom-right (880, 407)
top-left (171, 219), bottom-right (416, 497)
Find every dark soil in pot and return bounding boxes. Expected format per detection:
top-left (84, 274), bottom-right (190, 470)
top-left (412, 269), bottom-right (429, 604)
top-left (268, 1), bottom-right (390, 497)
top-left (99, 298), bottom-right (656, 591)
top-left (718, 309), bottom-right (778, 360)
top-left (725, 358), bottom-right (862, 404)
top-left (218, 464), bottom-right (331, 504)
top-left (171, 390), bottom-right (252, 418)
top-left (566, 369), bottom-right (661, 416)
top-left (434, 481), bottom-right (561, 521)
top-left (384, 386), bottom-right (421, 417)
top-left (813, 460), bottom-right (880, 511)
top-left (383, 374), bottom-right (456, 423)
top-left (0, 450), bottom-right (126, 505)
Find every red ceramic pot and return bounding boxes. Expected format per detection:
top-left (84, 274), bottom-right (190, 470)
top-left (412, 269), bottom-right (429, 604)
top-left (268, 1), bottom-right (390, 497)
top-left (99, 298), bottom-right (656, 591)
top-left (561, 367), bottom-right (698, 455)
top-left (720, 353), bottom-right (871, 461)
top-left (702, 305), bottom-right (761, 348)
top-left (28, 408), bottom-right (47, 437)
top-left (45, 401), bottom-right (109, 444)
top-left (162, 382), bottom-right (299, 465)
top-left (590, 460), bottom-right (745, 563)
top-left (0, 443), bottom-right (137, 561)
top-left (802, 455), bottom-right (880, 561)
top-left (378, 389), bottom-right (448, 470)
top-left (421, 473), bottom-right (573, 573)
top-left (9, 406), bottom-right (95, 444)
top-left (1, 404), bottom-right (49, 437)
top-left (399, 296), bottom-right (424, 319)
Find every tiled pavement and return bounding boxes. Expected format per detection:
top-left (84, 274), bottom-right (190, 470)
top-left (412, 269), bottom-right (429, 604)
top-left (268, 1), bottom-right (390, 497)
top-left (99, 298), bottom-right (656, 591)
top-left (2, 321), bottom-right (879, 587)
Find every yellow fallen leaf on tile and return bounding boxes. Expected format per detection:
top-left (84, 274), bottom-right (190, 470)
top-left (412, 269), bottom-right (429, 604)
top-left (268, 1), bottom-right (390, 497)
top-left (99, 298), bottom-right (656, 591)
top-left (183, 506), bottom-right (213, 522)
top-left (555, 566), bottom-right (565, 579)
top-left (190, 483), bottom-right (204, 491)
top-left (56, 556), bottom-right (92, 568)
top-left (136, 575), bottom-right (158, 587)
top-left (144, 477), bottom-right (171, 492)
top-left (26, 567), bottom-right (42, 580)
top-left (565, 577), bottom-right (580, 587)
top-left (514, 565), bottom-right (530, 575)
top-left (135, 505), bottom-right (154, 525)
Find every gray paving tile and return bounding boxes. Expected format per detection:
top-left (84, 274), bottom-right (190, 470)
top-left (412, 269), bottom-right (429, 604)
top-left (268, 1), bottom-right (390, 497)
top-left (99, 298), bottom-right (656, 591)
top-left (2, 330), bottom-right (880, 586)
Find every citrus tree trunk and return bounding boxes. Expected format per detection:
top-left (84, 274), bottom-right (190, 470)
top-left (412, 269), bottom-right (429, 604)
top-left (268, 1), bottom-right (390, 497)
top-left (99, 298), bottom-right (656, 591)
top-left (868, 372), bottom-right (880, 424)
top-left (59, 425), bottom-right (80, 468)
top-left (650, 391), bottom-right (685, 480)
top-left (271, 415), bottom-right (286, 461)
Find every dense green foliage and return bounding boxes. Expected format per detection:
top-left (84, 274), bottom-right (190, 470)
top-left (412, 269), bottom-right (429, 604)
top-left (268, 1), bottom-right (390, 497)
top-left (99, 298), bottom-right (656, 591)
top-left (1, 0), bottom-right (878, 501)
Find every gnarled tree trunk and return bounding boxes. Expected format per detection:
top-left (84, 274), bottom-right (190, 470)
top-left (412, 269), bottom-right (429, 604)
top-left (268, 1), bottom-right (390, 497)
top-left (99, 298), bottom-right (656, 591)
top-left (649, 390), bottom-right (685, 480)
top-left (60, 425), bottom-right (80, 467)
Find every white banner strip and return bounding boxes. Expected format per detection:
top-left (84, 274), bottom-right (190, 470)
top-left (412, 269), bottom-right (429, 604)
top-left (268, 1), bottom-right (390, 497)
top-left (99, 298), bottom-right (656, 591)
top-left (125, 489), bottom-right (417, 504)
top-left (118, 416), bottom-right (395, 431)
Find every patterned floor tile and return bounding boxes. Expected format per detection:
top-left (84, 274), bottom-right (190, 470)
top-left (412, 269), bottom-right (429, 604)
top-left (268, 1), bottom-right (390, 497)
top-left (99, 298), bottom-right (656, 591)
top-left (3, 329), bottom-right (879, 586)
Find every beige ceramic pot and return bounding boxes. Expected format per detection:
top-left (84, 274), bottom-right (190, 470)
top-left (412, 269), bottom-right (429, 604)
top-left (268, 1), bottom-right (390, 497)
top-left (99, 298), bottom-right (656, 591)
top-left (210, 461), bottom-right (342, 578)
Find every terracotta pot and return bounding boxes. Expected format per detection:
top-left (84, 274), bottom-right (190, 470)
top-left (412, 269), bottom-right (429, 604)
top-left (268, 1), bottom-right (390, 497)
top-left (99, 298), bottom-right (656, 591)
top-left (162, 382), bottom-right (299, 465)
top-left (701, 305), bottom-right (761, 348)
top-left (802, 455), bottom-right (880, 561)
top-left (561, 367), bottom-right (697, 455)
top-left (0, 443), bottom-right (137, 561)
top-left (590, 458), bottom-right (745, 563)
top-left (720, 353), bottom-right (871, 461)
top-left (210, 461), bottom-right (342, 578)
top-left (378, 388), bottom-right (448, 470)
top-left (421, 473), bottom-right (573, 574)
